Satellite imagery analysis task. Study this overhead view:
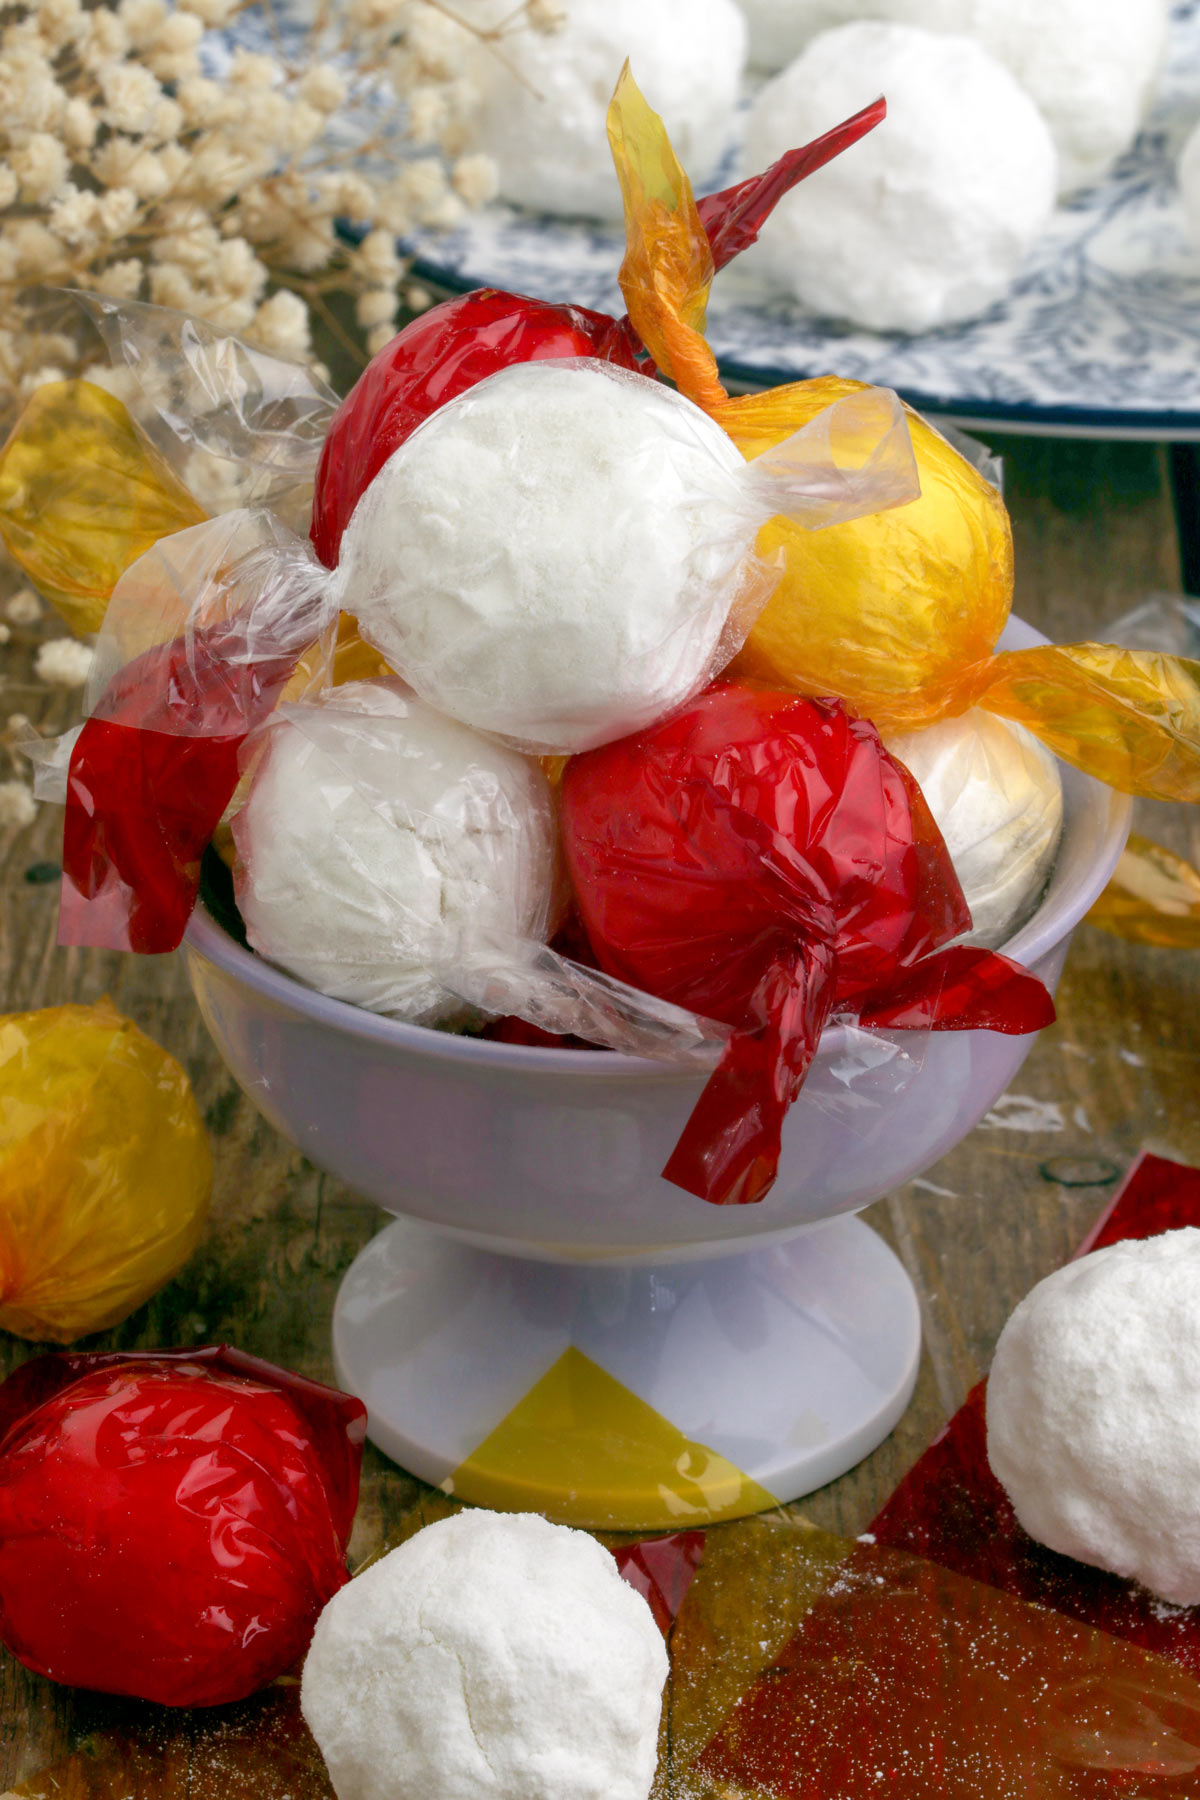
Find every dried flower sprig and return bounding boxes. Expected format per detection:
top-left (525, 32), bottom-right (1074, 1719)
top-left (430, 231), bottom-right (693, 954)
top-left (0, 0), bottom-right (555, 397)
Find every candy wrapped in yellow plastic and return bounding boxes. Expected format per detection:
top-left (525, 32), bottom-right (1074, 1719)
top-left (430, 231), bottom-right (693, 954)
top-left (0, 999), bottom-right (212, 1342)
top-left (608, 70), bottom-right (1200, 803)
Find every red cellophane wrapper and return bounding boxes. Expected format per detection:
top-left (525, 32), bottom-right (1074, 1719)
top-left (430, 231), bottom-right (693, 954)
top-left (0, 1345), bottom-right (366, 1707)
top-left (561, 682), bottom-right (1055, 1207)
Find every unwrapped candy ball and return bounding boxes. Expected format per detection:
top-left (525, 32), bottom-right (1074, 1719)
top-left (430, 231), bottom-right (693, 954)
top-left (461, 0), bottom-right (746, 219)
top-left (0, 999), bottom-right (210, 1342)
top-left (735, 0), bottom-right (1167, 194)
top-left (987, 1231), bottom-right (1200, 1605)
top-left (301, 1509), bottom-right (668, 1800)
top-left (234, 678), bottom-right (559, 1023)
top-left (741, 22), bottom-right (1057, 332)
top-left (0, 1347), bottom-right (366, 1705)
top-left (336, 361), bottom-right (755, 753)
top-left (883, 709), bottom-right (1063, 948)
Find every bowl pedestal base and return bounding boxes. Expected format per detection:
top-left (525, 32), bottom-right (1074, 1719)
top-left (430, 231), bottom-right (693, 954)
top-left (332, 1213), bottom-right (921, 1529)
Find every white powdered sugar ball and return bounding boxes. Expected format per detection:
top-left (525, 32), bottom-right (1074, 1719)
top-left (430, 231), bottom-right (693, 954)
top-left (736, 0), bottom-right (1166, 194)
top-left (883, 710), bottom-right (1063, 948)
top-left (462, 0), bottom-right (746, 220)
top-left (987, 1230), bottom-right (1200, 1606)
top-left (233, 678), bottom-right (557, 1026)
top-left (741, 22), bottom-right (1057, 333)
top-left (301, 1510), bottom-right (668, 1800)
top-left (337, 360), bottom-right (753, 754)
top-left (1179, 119), bottom-right (1200, 250)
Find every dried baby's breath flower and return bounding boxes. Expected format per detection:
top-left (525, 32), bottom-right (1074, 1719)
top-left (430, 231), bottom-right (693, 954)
top-left (35, 637), bottom-right (95, 686)
top-left (0, 779), bottom-right (36, 828)
top-left (5, 590), bottom-right (41, 626)
top-left (2, 0), bottom-right (550, 411)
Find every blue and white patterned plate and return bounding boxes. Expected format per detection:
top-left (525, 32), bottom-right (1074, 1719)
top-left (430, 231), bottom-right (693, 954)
top-left (406, 0), bottom-right (1200, 438)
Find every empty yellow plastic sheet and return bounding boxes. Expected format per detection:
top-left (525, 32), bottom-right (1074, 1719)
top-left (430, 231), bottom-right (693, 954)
top-left (0, 999), bottom-right (212, 1342)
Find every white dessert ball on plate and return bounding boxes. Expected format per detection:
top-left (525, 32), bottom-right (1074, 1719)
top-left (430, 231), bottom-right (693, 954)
top-left (987, 1229), bottom-right (1200, 1605)
top-left (735, 0), bottom-right (1166, 194)
top-left (883, 709), bottom-right (1063, 948)
top-left (461, 0), bottom-right (746, 220)
top-left (740, 22), bottom-right (1058, 334)
top-left (337, 359), bottom-right (753, 754)
top-left (233, 678), bottom-right (558, 1026)
top-left (301, 1510), bottom-right (669, 1800)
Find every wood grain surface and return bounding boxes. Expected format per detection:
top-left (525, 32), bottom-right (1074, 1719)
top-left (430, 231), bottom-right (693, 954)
top-left (1, 432), bottom-right (1197, 1793)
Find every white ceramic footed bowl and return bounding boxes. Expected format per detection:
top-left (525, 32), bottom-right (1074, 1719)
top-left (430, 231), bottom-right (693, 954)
top-left (184, 623), bottom-right (1131, 1267)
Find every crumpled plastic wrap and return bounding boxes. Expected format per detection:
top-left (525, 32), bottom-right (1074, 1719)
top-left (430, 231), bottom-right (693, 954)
top-left (0, 998), bottom-right (211, 1342)
top-left (606, 69), bottom-right (1200, 801)
top-left (561, 683), bottom-right (1055, 1206)
top-left (0, 1345), bottom-right (366, 1707)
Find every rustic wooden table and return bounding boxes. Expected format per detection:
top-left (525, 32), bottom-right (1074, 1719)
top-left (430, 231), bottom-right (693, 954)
top-left (1, 432), bottom-right (1198, 1794)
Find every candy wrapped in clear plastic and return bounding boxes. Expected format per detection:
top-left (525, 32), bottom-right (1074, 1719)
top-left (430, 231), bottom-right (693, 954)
top-left (882, 708), bottom-right (1064, 949)
top-left (0, 1346), bottom-right (365, 1707)
top-left (330, 356), bottom-right (918, 754)
top-left (233, 678), bottom-right (562, 1027)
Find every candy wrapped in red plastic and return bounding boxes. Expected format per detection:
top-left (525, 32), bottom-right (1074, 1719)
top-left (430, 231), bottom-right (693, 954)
top-left (0, 1346), bottom-right (366, 1707)
top-left (561, 683), bottom-right (1056, 1207)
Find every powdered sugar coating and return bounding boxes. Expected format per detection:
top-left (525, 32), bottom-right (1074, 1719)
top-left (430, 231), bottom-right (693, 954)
top-left (233, 678), bottom-right (557, 1026)
top-left (736, 0), bottom-right (1167, 194)
top-left (740, 23), bottom-right (1057, 333)
top-left (337, 360), bottom-right (754, 754)
top-left (464, 0), bottom-right (746, 220)
top-left (883, 710), bottom-right (1062, 949)
top-left (987, 1229), bottom-right (1200, 1605)
top-left (301, 1510), bottom-right (668, 1800)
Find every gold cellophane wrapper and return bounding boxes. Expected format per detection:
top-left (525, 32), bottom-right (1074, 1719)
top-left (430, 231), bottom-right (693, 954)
top-left (0, 998), bottom-right (212, 1342)
top-left (0, 380), bottom-right (206, 633)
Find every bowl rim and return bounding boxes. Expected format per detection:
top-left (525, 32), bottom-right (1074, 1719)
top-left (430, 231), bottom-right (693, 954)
top-left (184, 616), bottom-right (1133, 1079)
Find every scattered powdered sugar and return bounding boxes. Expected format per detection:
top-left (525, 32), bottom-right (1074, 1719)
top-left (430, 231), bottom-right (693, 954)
top-left (981, 1095), bottom-right (1066, 1133)
top-left (300, 1510), bottom-right (668, 1800)
top-left (987, 1229), bottom-right (1200, 1605)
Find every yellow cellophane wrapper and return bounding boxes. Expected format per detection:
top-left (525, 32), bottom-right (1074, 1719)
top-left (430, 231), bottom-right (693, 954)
top-left (963, 641), bottom-right (1200, 801)
top-left (1086, 831), bottom-right (1200, 947)
top-left (0, 998), bottom-right (212, 1342)
top-left (0, 380), bottom-right (206, 634)
top-left (721, 378), bottom-right (1013, 725)
top-left (606, 72), bottom-right (1013, 730)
